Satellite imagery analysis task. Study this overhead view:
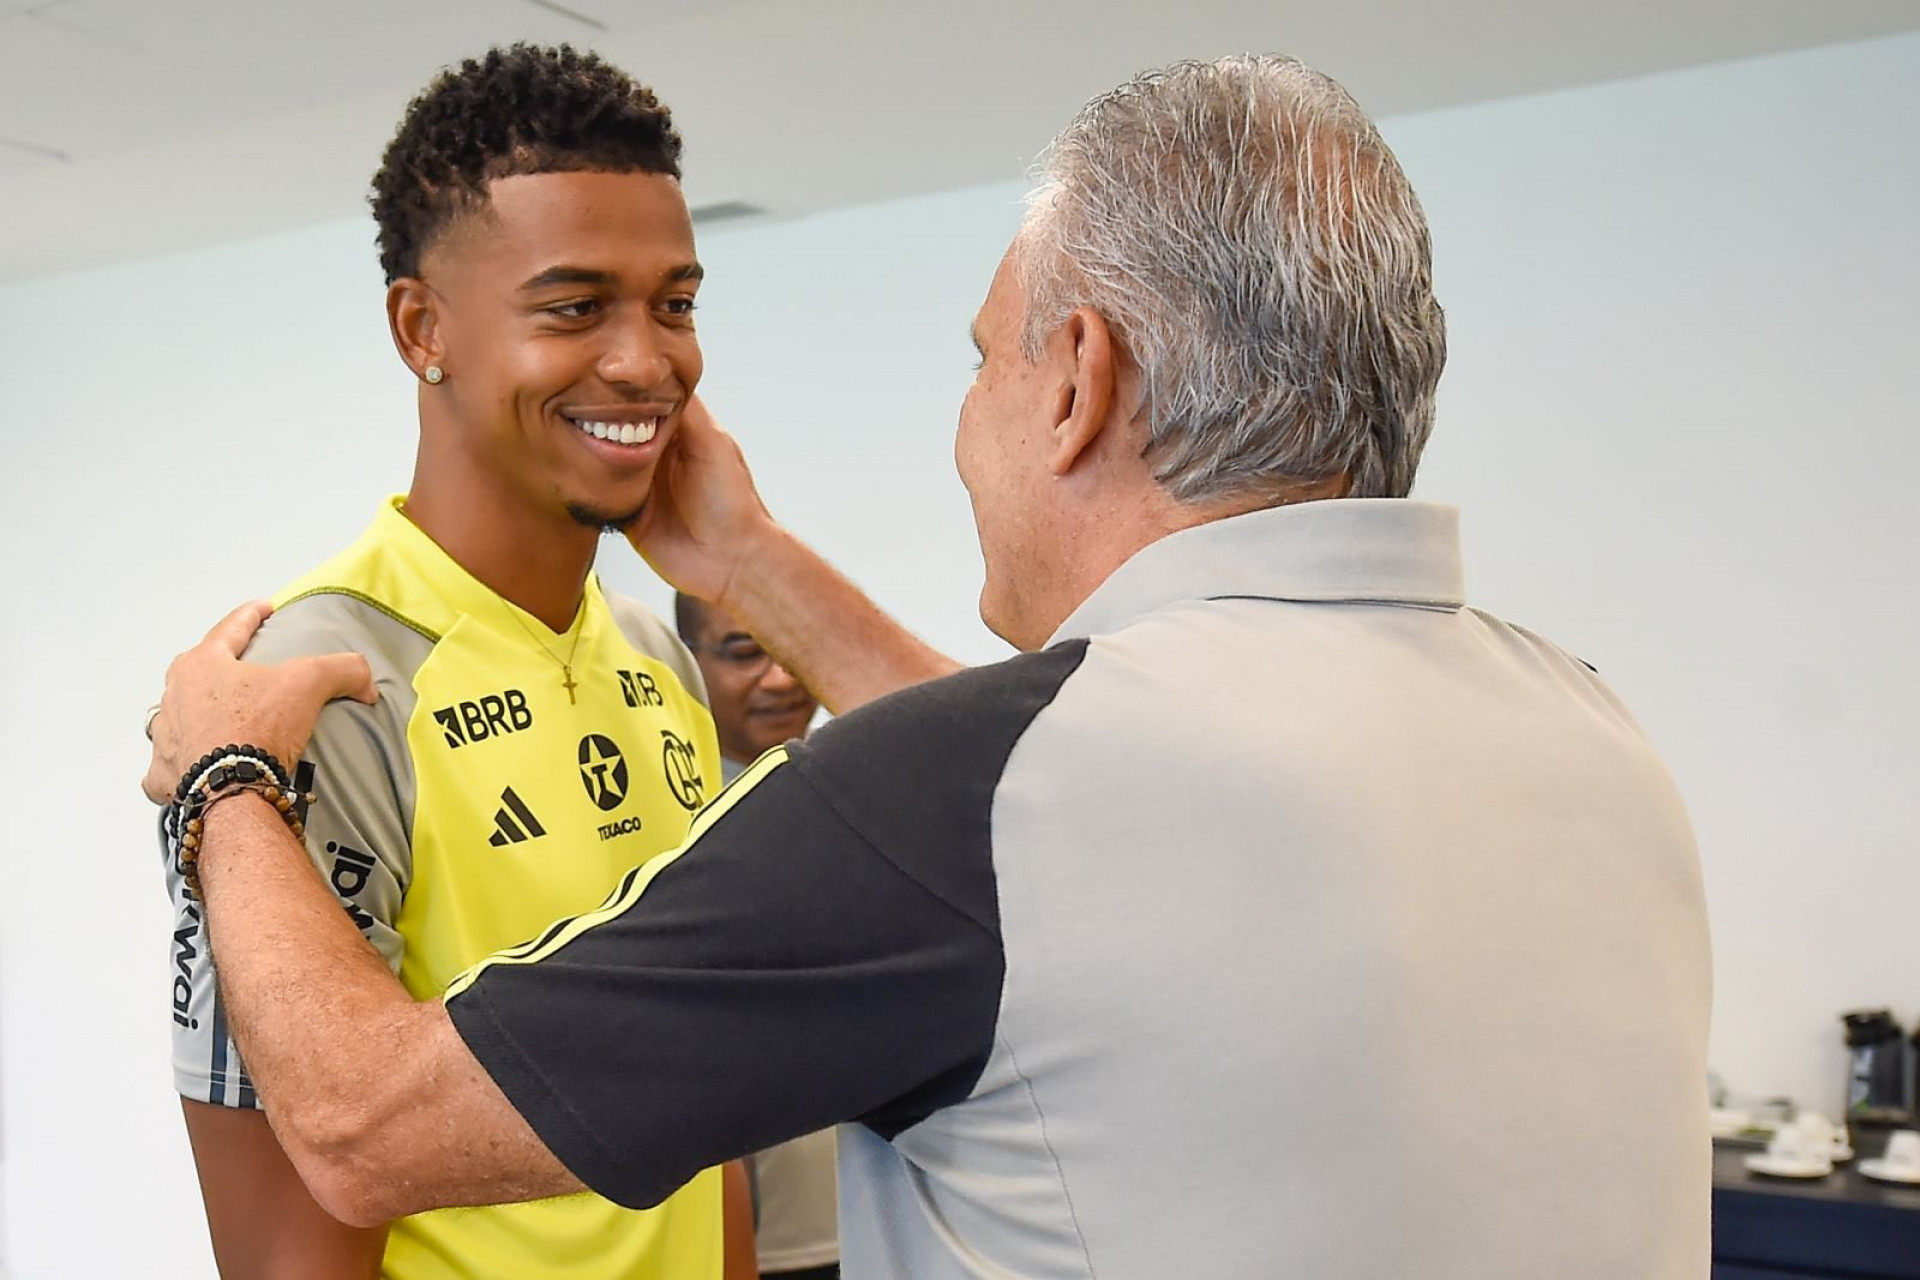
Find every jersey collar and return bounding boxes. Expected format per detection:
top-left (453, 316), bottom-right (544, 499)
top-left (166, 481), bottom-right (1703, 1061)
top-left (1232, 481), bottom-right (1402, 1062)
top-left (367, 495), bottom-right (603, 642)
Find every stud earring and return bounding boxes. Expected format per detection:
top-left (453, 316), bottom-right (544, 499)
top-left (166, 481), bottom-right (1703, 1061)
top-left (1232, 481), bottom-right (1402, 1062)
top-left (424, 364), bottom-right (444, 385)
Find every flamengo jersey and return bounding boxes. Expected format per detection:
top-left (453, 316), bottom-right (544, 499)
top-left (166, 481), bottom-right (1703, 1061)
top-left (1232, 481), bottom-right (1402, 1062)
top-left (164, 497), bottom-right (726, 1280)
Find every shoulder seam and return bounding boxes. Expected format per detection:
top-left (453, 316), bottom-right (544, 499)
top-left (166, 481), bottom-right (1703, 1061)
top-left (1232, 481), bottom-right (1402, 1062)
top-left (279, 587), bottom-right (442, 644)
top-left (787, 641), bottom-right (1092, 942)
top-left (787, 755), bottom-right (1005, 946)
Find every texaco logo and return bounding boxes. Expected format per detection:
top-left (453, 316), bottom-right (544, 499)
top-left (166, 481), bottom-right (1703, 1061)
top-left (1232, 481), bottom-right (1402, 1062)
top-left (660, 730), bottom-right (705, 811)
top-left (577, 733), bottom-right (629, 812)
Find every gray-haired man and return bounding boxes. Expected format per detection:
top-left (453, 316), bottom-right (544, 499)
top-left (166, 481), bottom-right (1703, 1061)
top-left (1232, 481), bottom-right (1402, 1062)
top-left (146, 55), bottom-right (1709, 1277)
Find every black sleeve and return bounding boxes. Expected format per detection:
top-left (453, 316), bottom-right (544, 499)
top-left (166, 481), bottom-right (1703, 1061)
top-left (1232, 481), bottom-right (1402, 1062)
top-left (445, 640), bottom-right (1089, 1211)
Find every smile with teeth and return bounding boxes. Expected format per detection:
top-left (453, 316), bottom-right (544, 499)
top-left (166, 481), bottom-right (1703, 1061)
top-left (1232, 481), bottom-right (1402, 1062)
top-left (571, 417), bottom-right (660, 446)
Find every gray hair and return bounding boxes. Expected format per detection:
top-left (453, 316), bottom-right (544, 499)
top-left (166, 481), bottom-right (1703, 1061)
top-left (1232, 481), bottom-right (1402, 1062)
top-left (1015, 55), bottom-right (1446, 502)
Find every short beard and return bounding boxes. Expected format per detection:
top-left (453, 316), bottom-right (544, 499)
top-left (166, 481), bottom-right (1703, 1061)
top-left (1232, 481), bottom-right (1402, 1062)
top-left (567, 500), bottom-right (647, 533)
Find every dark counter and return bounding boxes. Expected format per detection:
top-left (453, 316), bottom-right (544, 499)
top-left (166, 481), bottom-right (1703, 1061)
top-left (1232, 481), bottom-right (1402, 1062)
top-left (1713, 1143), bottom-right (1920, 1279)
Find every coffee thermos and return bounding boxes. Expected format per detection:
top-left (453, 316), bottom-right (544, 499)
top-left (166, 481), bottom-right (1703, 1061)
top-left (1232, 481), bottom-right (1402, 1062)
top-left (1842, 1009), bottom-right (1915, 1149)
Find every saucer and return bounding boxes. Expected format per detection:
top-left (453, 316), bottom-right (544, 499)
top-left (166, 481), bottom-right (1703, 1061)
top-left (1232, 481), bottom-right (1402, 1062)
top-left (1859, 1158), bottom-right (1920, 1186)
top-left (1744, 1153), bottom-right (1833, 1178)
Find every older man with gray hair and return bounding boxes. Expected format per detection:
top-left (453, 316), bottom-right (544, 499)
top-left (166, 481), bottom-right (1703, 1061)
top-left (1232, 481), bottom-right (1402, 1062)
top-left (146, 55), bottom-right (1709, 1278)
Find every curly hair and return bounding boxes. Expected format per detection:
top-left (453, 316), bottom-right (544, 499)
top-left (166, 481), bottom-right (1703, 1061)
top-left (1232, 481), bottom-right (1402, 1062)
top-left (369, 44), bottom-right (684, 283)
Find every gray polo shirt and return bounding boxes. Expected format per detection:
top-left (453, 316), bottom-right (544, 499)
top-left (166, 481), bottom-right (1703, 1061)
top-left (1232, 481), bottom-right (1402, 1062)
top-left (448, 499), bottom-right (1711, 1278)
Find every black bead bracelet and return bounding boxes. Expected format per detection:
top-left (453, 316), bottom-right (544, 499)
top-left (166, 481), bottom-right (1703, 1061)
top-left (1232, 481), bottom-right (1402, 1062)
top-left (165, 745), bottom-right (309, 897)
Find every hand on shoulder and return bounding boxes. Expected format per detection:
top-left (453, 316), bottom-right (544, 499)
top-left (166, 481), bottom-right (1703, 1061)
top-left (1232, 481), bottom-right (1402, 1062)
top-left (143, 601), bottom-right (379, 803)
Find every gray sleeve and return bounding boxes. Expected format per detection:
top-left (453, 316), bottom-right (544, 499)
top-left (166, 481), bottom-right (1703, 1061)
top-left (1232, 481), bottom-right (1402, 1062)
top-left (164, 597), bottom-right (420, 1108)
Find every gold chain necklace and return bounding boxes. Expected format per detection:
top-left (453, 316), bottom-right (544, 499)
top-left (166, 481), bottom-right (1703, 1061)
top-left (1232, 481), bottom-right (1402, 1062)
top-left (392, 502), bottom-right (588, 704)
top-left (501, 600), bottom-right (587, 705)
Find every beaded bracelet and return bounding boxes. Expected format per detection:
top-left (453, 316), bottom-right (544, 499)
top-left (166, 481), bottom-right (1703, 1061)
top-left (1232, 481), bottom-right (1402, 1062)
top-left (166, 744), bottom-right (309, 897)
top-left (172, 743), bottom-right (292, 808)
top-left (175, 782), bottom-right (310, 897)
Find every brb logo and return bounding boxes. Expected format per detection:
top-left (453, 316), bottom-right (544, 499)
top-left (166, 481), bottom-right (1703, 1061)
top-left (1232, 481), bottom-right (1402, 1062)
top-left (578, 733), bottom-right (630, 811)
top-left (435, 689), bottom-right (533, 749)
top-left (660, 730), bottom-right (704, 811)
top-left (617, 669), bottom-right (664, 708)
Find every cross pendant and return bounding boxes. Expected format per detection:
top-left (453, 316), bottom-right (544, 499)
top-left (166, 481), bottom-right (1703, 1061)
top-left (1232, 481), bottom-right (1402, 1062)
top-left (561, 666), bottom-right (579, 705)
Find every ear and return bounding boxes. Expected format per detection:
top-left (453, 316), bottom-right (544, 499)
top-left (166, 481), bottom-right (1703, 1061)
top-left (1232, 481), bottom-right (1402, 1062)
top-left (387, 278), bottom-right (444, 381)
top-left (1046, 307), bottom-right (1121, 478)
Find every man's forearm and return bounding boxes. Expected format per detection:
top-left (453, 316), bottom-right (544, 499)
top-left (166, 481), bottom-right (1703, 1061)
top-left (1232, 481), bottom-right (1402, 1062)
top-left (196, 796), bottom-right (418, 1166)
top-left (193, 794), bottom-right (582, 1224)
top-left (720, 524), bottom-right (962, 714)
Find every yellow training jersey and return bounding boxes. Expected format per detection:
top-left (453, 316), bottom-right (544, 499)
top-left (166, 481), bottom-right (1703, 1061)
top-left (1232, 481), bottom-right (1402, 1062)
top-left (166, 497), bottom-right (725, 1279)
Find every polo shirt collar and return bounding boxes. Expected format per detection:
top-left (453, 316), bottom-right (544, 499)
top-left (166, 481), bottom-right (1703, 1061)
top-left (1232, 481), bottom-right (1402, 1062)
top-left (1049, 499), bottom-right (1465, 644)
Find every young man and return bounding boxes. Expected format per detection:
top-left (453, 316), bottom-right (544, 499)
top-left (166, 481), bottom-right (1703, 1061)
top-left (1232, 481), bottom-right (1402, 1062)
top-left (676, 594), bottom-right (838, 1280)
top-left (162, 45), bottom-right (750, 1279)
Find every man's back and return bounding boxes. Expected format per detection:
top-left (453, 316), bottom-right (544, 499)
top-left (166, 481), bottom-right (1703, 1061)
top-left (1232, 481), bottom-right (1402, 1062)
top-left (438, 500), bottom-right (1709, 1278)
top-left (843, 499), bottom-right (1709, 1277)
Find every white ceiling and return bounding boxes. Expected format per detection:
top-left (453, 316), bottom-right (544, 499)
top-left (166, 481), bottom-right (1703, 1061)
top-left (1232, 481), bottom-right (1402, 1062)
top-left (2, 0), bottom-right (1916, 283)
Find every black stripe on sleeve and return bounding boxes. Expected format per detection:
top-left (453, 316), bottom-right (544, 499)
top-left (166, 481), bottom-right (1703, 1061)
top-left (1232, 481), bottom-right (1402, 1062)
top-left (208, 989), bottom-right (231, 1107)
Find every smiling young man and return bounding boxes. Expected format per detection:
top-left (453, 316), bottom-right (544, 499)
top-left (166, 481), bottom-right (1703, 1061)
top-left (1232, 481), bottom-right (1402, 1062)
top-left (161, 45), bottom-right (748, 1280)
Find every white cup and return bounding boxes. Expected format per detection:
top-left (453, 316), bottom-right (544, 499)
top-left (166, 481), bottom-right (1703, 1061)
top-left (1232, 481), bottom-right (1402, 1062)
top-left (1883, 1130), bottom-right (1920, 1173)
top-left (1766, 1124), bottom-right (1828, 1169)
top-left (1795, 1112), bottom-right (1834, 1144)
top-left (1795, 1111), bottom-right (1847, 1157)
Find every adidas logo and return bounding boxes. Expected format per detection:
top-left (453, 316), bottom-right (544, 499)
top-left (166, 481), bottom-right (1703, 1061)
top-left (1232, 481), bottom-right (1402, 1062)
top-left (488, 787), bottom-right (547, 847)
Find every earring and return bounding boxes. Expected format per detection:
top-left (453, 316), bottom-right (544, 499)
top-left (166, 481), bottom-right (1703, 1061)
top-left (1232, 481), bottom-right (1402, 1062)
top-left (424, 364), bottom-right (444, 385)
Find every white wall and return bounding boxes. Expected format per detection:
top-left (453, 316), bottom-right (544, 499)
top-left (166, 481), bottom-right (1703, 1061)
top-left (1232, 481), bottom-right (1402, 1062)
top-left (1, 31), bottom-right (1915, 1278)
